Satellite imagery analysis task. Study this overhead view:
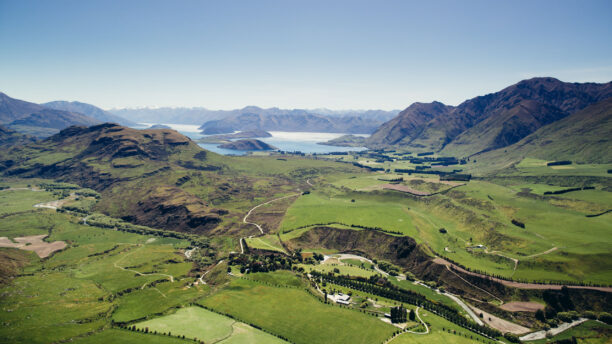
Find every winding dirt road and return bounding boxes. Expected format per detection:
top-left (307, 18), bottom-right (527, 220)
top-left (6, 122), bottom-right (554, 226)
top-left (242, 194), bottom-right (300, 235)
top-left (239, 193), bottom-right (300, 253)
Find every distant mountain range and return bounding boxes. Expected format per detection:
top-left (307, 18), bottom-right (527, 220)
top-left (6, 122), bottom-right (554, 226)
top-left (198, 107), bottom-right (393, 134)
top-left (367, 77), bottom-right (612, 162)
top-left (43, 101), bottom-right (136, 126)
top-left (111, 106), bottom-right (398, 134)
top-left (0, 92), bottom-right (134, 137)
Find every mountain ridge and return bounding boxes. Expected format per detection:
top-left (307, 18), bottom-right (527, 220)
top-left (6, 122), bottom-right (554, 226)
top-left (367, 77), bottom-right (612, 157)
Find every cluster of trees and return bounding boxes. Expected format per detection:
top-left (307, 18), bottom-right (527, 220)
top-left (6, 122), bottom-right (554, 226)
top-left (390, 305), bottom-right (407, 323)
top-left (310, 271), bottom-right (501, 338)
top-left (543, 186), bottom-right (594, 195)
top-left (511, 219), bottom-right (525, 228)
top-left (376, 261), bottom-right (401, 276)
top-left (547, 160), bottom-right (572, 166)
top-left (229, 253), bottom-right (299, 273)
top-left (394, 168), bottom-right (464, 176)
top-left (440, 173), bottom-right (472, 181)
top-left (352, 162), bottom-right (384, 172)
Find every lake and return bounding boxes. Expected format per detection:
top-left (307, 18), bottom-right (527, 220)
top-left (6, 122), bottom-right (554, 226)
top-left (136, 123), bottom-right (368, 155)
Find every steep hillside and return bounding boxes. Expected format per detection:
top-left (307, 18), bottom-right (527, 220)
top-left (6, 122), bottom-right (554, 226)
top-left (9, 109), bottom-right (99, 130)
top-left (43, 100), bottom-right (135, 126)
top-left (442, 100), bottom-right (567, 156)
top-left (366, 101), bottom-right (453, 146)
top-left (0, 92), bottom-right (100, 136)
top-left (0, 125), bottom-right (36, 147)
top-left (477, 98), bottom-right (612, 164)
top-left (368, 78), bottom-right (612, 155)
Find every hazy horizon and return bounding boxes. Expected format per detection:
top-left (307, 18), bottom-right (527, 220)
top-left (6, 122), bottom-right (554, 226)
top-left (1, 0), bottom-right (611, 110)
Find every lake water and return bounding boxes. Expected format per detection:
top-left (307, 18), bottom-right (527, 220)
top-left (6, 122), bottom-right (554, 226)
top-left (136, 123), bottom-right (368, 155)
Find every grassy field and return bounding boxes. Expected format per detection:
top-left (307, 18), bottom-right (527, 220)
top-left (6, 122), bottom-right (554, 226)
top-left (280, 191), bottom-right (416, 235)
top-left (71, 329), bottom-right (192, 344)
top-left (298, 262), bottom-right (379, 278)
top-left (0, 188), bottom-right (56, 215)
top-left (134, 306), bottom-right (287, 343)
top-left (0, 185), bottom-right (208, 343)
top-left (245, 235), bottom-right (287, 253)
top-left (280, 170), bottom-right (612, 284)
top-left (199, 274), bottom-right (397, 344)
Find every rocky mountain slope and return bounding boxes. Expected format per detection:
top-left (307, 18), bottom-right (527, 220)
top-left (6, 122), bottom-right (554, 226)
top-left (367, 78), bottom-right (612, 157)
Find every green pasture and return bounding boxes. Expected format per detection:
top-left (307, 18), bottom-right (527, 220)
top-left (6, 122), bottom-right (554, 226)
top-left (134, 306), bottom-right (286, 343)
top-left (245, 235), bottom-right (287, 253)
top-left (199, 274), bottom-right (396, 344)
top-left (299, 262), bottom-right (379, 278)
top-left (71, 329), bottom-right (192, 344)
top-left (0, 188), bottom-right (56, 215)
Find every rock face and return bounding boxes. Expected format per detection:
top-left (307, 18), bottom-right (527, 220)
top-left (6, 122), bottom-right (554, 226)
top-left (219, 139), bottom-right (277, 151)
top-left (367, 77), bottom-right (612, 156)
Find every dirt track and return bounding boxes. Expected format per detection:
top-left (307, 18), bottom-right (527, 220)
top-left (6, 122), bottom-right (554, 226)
top-left (469, 304), bottom-right (530, 334)
top-left (500, 301), bottom-right (545, 312)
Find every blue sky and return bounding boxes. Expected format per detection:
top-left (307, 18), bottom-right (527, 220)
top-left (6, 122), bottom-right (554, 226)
top-left (1, 0), bottom-right (611, 110)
